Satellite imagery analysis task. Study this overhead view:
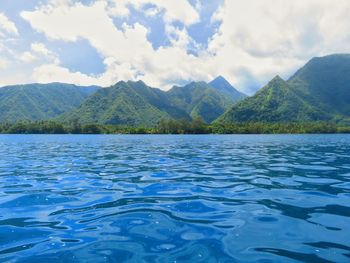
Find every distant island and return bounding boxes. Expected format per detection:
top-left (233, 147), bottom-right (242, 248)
top-left (0, 54), bottom-right (350, 134)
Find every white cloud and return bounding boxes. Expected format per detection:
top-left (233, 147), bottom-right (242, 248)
top-left (146, 0), bottom-right (199, 25)
top-left (17, 0), bottom-right (350, 94)
top-left (33, 64), bottom-right (100, 86)
top-left (206, 0), bottom-right (350, 92)
top-left (31, 42), bottom-right (50, 56)
top-left (21, 2), bottom-right (153, 61)
top-left (32, 58), bottom-right (141, 87)
top-left (19, 51), bottom-right (36, 63)
top-left (20, 0), bottom-right (203, 89)
top-left (19, 42), bottom-right (59, 64)
top-left (107, 0), bottom-right (199, 25)
top-left (0, 13), bottom-right (18, 63)
top-left (0, 58), bottom-right (8, 69)
top-left (0, 14), bottom-right (19, 72)
top-left (0, 13), bottom-right (18, 35)
top-left (107, 0), bottom-right (132, 17)
top-left (144, 6), bottom-right (160, 18)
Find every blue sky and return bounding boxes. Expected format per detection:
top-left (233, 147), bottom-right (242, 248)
top-left (0, 0), bottom-right (350, 94)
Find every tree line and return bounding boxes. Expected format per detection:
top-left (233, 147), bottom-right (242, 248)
top-left (0, 118), bottom-right (349, 134)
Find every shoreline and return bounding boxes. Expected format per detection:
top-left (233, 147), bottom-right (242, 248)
top-left (1, 134), bottom-right (350, 136)
top-left (1, 120), bottom-right (350, 135)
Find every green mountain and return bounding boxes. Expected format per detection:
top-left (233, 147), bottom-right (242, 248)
top-left (167, 81), bottom-right (235, 123)
top-left (59, 81), bottom-right (179, 126)
top-left (288, 54), bottom-right (350, 117)
top-left (219, 76), bottom-right (329, 123)
top-left (0, 83), bottom-right (99, 122)
top-left (61, 80), bottom-right (237, 126)
top-left (209, 76), bottom-right (247, 102)
top-left (220, 54), bottom-right (350, 123)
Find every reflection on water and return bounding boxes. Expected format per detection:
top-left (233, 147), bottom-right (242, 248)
top-left (0, 134), bottom-right (349, 262)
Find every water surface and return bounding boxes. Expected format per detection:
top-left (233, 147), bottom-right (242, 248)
top-left (0, 134), bottom-right (349, 262)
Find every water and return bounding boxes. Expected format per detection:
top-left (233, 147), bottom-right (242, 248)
top-left (0, 134), bottom-right (349, 263)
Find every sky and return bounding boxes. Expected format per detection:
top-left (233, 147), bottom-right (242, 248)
top-left (0, 0), bottom-right (350, 94)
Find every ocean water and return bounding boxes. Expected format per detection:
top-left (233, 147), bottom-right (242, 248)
top-left (0, 134), bottom-right (349, 263)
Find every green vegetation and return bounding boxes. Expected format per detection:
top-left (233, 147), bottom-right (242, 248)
top-left (209, 75), bottom-right (247, 102)
top-left (289, 54), bottom-right (350, 116)
top-left (167, 81), bottom-right (235, 123)
top-left (0, 121), bottom-right (147, 134)
top-left (0, 83), bottom-right (99, 122)
top-left (221, 54), bottom-right (350, 123)
top-left (60, 80), bottom-right (241, 126)
top-left (59, 81), bottom-right (175, 127)
top-left (1, 54), bottom-right (350, 128)
top-left (219, 76), bottom-right (330, 123)
top-left (1, 119), bottom-right (349, 134)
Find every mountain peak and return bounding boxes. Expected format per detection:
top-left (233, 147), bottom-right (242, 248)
top-left (271, 75), bottom-right (284, 82)
top-left (260, 75), bottom-right (288, 94)
top-left (128, 80), bottom-right (146, 86)
top-left (209, 75), bottom-right (247, 102)
top-left (115, 80), bottom-right (127, 86)
top-left (268, 75), bottom-right (286, 86)
top-left (214, 75), bottom-right (227, 81)
top-left (210, 75), bottom-right (231, 86)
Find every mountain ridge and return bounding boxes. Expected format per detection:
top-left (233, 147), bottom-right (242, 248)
top-left (60, 79), bottom-right (241, 126)
top-left (220, 54), bottom-right (350, 123)
top-left (209, 76), bottom-right (247, 102)
top-left (218, 75), bottom-right (330, 123)
top-left (0, 83), bottom-right (99, 122)
top-left (1, 54), bottom-right (350, 125)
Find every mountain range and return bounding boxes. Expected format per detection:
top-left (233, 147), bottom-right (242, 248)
top-left (0, 83), bottom-right (99, 122)
top-left (209, 76), bottom-right (247, 102)
top-left (219, 54), bottom-right (350, 123)
top-left (0, 76), bottom-right (245, 125)
top-left (0, 54), bottom-right (349, 125)
top-left (59, 79), bottom-right (242, 126)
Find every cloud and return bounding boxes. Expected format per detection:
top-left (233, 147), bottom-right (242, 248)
top-left (107, 0), bottom-right (132, 17)
top-left (144, 6), bottom-right (160, 18)
top-left (206, 0), bottom-right (350, 92)
top-left (0, 13), bottom-right (18, 35)
top-left (0, 13), bottom-right (18, 58)
top-left (145, 0), bottom-right (199, 25)
top-left (20, 0), bottom-right (204, 89)
top-left (31, 42), bottom-right (50, 56)
top-left (19, 42), bottom-right (59, 64)
top-left (107, 0), bottom-right (199, 25)
top-left (32, 57), bottom-right (143, 87)
top-left (19, 52), bottom-right (36, 63)
top-left (33, 63), bottom-right (100, 86)
top-left (21, 2), bottom-right (153, 60)
top-left (17, 0), bottom-right (350, 94)
top-left (0, 58), bottom-right (8, 69)
top-left (0, 13), bottom-right (18, 71)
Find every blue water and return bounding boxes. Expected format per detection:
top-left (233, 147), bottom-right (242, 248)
top-left (0, 135), bottom-right (349, 262)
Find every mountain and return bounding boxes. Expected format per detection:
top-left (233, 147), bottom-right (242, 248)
top-left (220, 54), bottom-right (350, 123)
top-left (7, 54), bottom-right (349, 126)
top-left (288, 54), bottom-right (350, 117)
top-left (60, 81), bottom-right (189, 126)
top-left (167, 81), bottom-right (235, 123)
top-left (61, 80), bottom-right (236, 126)
top-left (0, 83), bottom-right (99, 122)
top-left (218, 76), bottom-right (329, 123)
top-left (209, 76), bottom-right (247, 102)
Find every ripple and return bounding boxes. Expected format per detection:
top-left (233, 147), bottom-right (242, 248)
top-left (0, 134), bottom-right (349, 262)
top-left (256, 216), bottom-right (278, 222)
top-left (254, 247), bottom-right (334, 263)
top-left (0, 242), bottom-right (40, 255)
